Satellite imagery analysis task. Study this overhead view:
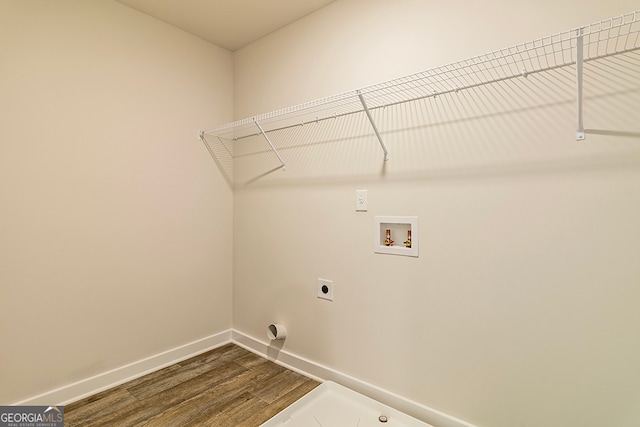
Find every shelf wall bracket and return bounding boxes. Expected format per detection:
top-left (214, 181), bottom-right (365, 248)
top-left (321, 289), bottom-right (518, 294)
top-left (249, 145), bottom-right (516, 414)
top-left (198, 129), bottom-right (215, 159)
top-left (254, 118), bottom-right (286, 171)
top-left (357, 90), bottom-right (389, 161)
top-left (575, 27), bottom-right (586, 141)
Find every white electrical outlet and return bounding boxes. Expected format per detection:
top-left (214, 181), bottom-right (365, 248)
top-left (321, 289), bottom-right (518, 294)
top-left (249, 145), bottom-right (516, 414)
top-left (317, 278), bottom-right (333, 301)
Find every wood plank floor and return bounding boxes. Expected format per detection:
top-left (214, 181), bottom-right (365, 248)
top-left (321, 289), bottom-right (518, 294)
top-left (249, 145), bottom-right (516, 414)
top-left (64, 343), bottom-right (320, 427)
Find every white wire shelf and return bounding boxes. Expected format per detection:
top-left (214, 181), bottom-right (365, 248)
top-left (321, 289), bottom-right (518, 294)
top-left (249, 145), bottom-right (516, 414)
top-left (200, 11), bottom-right (640, 181)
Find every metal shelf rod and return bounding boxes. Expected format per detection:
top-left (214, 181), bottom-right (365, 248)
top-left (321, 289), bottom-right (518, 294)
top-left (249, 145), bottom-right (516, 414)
top-left (221, 41), bottom-right (639, 144)
top-left (225, 60), bottom-right (575, 142)
top-left (199, 10), bottom-right (639, 163)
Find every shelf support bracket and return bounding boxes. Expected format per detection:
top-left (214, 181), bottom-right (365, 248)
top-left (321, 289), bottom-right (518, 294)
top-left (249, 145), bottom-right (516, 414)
top-left (254, 119), bottom-right (286, 171)
top-left (575, 27), bottom-right (585, 141)
top-left (358, 90), bottom-right (389, 161)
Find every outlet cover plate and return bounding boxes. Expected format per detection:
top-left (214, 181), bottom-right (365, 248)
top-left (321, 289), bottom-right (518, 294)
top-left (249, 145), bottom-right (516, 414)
top-left (317, 278), bottom-right (333, 301)
top-left (355, 190), bottom-right (367, 211)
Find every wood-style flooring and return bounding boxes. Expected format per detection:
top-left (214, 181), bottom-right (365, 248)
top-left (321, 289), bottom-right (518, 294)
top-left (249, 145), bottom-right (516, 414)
top-left (64, 343), bottom-right (320, 427)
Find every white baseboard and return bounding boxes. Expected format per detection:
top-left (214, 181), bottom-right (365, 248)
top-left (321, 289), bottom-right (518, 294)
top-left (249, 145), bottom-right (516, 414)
top-left (14, 328), bottom-right (475, 427)
top-left (12, 329), bottom-right (233, 406)
top-left (232, 330), bottom-right (477, 427)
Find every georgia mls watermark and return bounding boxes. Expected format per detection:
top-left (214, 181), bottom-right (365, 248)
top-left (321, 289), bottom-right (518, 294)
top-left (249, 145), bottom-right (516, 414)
top-left (0, 406), bottom-right (63, 427)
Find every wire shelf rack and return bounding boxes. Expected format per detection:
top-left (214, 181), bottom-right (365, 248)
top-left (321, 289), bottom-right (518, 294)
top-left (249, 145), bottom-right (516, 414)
top-left (200, 11), bottom-right (640, 181)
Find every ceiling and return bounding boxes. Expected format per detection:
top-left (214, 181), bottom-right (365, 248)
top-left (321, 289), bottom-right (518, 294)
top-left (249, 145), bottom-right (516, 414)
top-left (115, 0), bottom-right (337, 51)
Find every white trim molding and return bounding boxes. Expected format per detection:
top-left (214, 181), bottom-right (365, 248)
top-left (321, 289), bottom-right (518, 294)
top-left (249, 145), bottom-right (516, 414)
top-left (14, 328), bottom-right (476, 427)
top-left (12, 330), bottom-right (233, 406)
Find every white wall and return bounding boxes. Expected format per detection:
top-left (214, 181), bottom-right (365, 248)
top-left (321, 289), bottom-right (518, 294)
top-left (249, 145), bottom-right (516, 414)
top-left (0, 0), bottom-right (234, 404)
top-left (232, 1), bottom-right (640, 427)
